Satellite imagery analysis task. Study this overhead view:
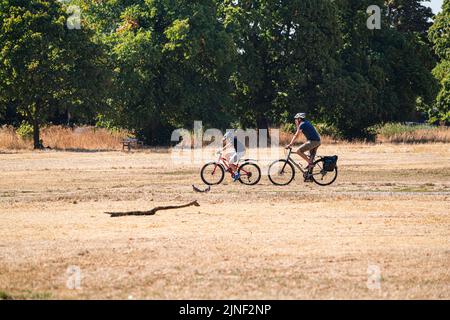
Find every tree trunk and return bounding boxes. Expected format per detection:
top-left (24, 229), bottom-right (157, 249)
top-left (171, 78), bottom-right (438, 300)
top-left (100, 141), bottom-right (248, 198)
top-left (33, 116), bottom-right (43, 149)
top-left (256, 114), bottom-right (271, 147)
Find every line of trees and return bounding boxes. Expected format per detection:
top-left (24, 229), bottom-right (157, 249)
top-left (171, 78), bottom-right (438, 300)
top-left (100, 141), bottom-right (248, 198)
top-left (0, 0), bottom-right (448, 148)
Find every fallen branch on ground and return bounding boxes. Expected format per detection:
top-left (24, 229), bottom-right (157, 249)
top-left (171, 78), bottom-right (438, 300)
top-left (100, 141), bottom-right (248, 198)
top-left (192, 184), bottom-right (211, 193)
top-left (105, 200), bottom-right (200, 217)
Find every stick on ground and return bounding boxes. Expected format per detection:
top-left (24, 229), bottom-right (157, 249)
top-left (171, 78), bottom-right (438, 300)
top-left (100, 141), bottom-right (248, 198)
top-left (192, 184), bottom-right (211, 193)
top-left (105, 200), bottom-right (200, 218)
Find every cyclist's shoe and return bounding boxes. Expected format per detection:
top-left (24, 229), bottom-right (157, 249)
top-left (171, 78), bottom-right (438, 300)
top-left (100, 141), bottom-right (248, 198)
top-left (232, 172), bottom-right (241, 182)
top-left (304, 172), bottom-right (313, 182)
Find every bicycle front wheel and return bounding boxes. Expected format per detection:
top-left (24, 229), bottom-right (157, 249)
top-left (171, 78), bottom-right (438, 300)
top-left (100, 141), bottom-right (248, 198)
top-left (268, 160), bottom-right (295, 186)
top-left (201, 162), bottom-right (225, 185)
top-left (311, 160), bottom-right (338, 186)
top-left (238, 162), bottom-right (261, 185)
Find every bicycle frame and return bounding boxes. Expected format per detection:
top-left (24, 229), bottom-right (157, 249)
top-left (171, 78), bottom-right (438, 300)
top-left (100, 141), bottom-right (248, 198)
top-left (283, 148), bottom-right (308, 174)
top-left (211, 152), bottom-right (251, 176)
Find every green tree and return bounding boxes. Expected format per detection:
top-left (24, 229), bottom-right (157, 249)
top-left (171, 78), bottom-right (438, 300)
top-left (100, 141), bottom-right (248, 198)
top-left (428, 0), bottom-right (450, 123)
top-left (221, 0), bottom-right (341, 136)
top-left (327, 0), bottom-right (438, 138)
top-left (0, 0), bottom-right (107, 148)
top-left (78, 0), bottom-right (235, 144)
top-left (385, 0), bottom-right (439, 123)
top-left (386, 0), bottom-right (434, 37)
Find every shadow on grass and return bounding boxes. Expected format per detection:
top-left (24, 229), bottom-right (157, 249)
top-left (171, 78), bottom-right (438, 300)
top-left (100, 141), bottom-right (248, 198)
top-left (44, 145), bottom-right (172, 153)
top-left (0, 146), bottom-right (172, 153)
top-left (0, 290), bottom-right (52, 300)
top-left (49, 148), bottom-right (119, 153)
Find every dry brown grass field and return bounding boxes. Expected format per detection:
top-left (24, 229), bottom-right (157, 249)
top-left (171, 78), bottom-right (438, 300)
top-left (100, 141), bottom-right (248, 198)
top-left (0, 143), bottom-right (449, 299)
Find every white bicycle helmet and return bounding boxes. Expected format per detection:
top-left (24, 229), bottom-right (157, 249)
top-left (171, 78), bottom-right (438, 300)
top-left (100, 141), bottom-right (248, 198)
top-left (294, 113), bottom-right (306, 120)
top-left (223, 131), bottom-right (234, 142)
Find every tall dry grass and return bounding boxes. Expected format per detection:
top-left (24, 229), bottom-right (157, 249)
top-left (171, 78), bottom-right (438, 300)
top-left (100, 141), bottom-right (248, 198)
top-left (0, 125), bottom-right (132, 151)
top-left (1, 124), bottom-right (449, 151)
top-left (41, 126), bottom-right (131, 150)
top-left (375, 124), bottom-right (450, 143)
top-left (0, 126), bottom-right (30, 150)
top-left (279, 124), bottom-right (450, 145)
top-left (173, 128), bottom-right (340, 149)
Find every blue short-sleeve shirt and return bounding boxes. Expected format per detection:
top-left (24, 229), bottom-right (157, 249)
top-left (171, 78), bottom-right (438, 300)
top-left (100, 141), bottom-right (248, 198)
top-left (299, 121), bottom-right (321, 141)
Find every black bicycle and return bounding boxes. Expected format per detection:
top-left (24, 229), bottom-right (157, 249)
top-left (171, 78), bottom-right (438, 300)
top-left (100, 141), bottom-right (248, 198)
top-left (268, 147), bottom-right (338, 186)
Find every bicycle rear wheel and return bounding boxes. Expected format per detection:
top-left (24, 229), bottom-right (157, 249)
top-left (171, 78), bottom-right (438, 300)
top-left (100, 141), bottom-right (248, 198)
top-left (238, 162), bottom-right (261, 185)
top-left (268, 160), bottom-right (295, 186)
top-left (311, 160), bottom-right (338, 186)
top-left (201, 162), bottom-right (225, 185)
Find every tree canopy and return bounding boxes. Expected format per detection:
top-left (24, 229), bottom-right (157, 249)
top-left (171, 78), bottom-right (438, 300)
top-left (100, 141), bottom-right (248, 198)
top-left (0, 0), bottom-right (447, 145)
top-left (428, 0), bottom-right (450, 123)
top-left (0, 0), bottom-right (106, 148)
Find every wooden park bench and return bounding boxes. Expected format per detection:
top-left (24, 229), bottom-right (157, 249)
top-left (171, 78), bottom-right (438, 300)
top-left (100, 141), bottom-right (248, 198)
top-left (122, 138), bottom-right (144, 151)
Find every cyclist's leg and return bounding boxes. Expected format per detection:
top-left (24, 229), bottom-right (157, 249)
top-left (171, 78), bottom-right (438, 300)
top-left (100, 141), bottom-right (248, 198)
top-left (296, 141), bottom-right (314, 165)
top-left (309, 144), bottom-right (320, 163)
top-left (306, 142), bottom-right (321, 178)
top-left (229, 151), bottom-right (239, 172)
top-left (300, 143), bottom-right (318, 182)
top-left (235, 151), bottom-right (245, 165)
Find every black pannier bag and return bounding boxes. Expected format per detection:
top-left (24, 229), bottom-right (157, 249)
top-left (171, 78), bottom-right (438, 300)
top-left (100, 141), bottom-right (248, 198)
top-left (323, 156), bottom-right (338, 172)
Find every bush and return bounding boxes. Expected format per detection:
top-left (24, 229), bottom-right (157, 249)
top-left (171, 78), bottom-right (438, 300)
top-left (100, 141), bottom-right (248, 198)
top-left (371, 123), bottom-right (430, 136)
top-left (312, 122), bottom-right (342, 139)
top-left (281, 123), bottom-right (296, 134)
top-left (371, 123), bottom-right (450, 143)
top-left (16, 122), bottom-right (33, 139)
top-left (95, 115), bottom-right (125, 134)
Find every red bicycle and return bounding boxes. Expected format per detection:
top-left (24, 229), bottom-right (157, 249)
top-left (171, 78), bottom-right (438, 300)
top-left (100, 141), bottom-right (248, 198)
top-left (200, 151), bottom-right (261, 186)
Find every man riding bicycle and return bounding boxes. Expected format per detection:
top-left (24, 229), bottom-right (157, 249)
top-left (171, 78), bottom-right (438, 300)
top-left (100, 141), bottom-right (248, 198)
top-left (221, 131), bottom-right (246, 182)
top-left (285, 113), bottom-right (321, 180)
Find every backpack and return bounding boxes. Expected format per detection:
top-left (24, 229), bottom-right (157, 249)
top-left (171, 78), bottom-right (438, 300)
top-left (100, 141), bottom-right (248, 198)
top-left (323, 156), bottom-right (338, 172)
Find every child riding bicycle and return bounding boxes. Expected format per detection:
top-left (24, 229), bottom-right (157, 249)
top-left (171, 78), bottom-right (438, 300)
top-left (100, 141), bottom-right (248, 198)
top-left (220, 131), bottom-right (246, 182)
